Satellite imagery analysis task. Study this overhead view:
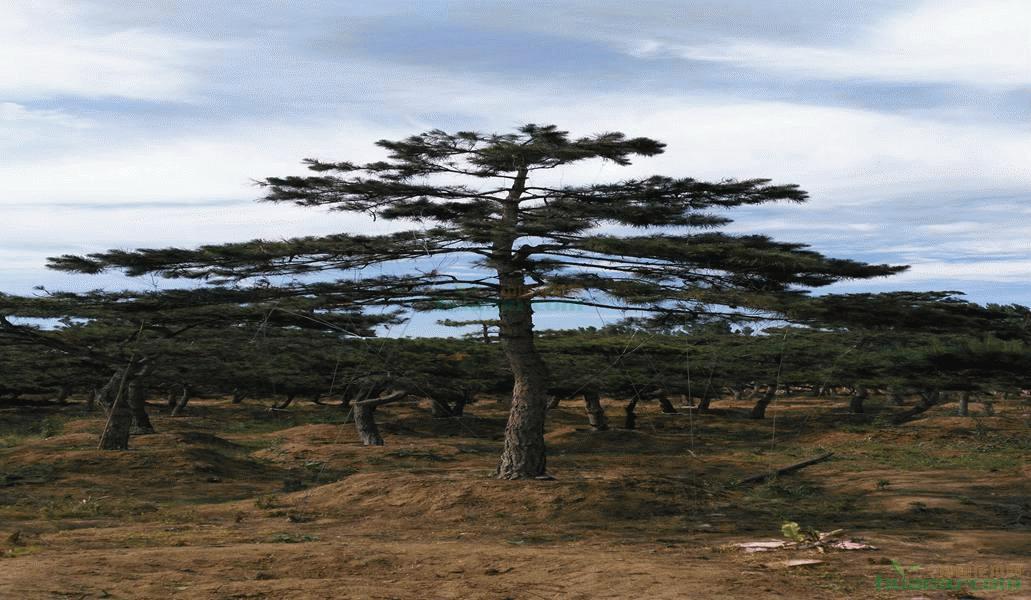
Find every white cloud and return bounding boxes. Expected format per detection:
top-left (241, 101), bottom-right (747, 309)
top-left (501, 98), bottom-right (1031, 205)
top-left (918, 222), bottom-right (987, 234)
top-left (889, 260), bottom-right (1031, 283)
top-left (0, 120), bottom-right (409, 205)
top-left (3, 96), bottom-right (1028, 212)
top-left (631, 0), bottom-right (1031, 87)
top-left (0, 102), bottom-right (96, 158)
top-left (0, 102), bottom-right (90, 127)
top-left (0, 1), bottom-right (223, 101)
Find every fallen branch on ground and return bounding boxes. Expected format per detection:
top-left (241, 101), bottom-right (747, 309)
top-left (734, 452), bottom-right (834, 486)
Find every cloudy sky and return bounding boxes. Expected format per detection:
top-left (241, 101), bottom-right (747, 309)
top-left (3, 0), bottom-right (1029, 334)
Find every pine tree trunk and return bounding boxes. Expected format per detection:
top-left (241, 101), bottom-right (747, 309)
top-left (494, 167), bottom-right (551, 480)
top-left (231, 388), bottom-right (245, 404)
top-left (583, 389), bottom-right (608, 431)
top-left (170, 387), bottom-right (190, 416)
top-left (451, 392), bottom-right (468, 417)
top-left (494, 297), bottom-right (550, 479)
top-left (355, 402), bottom-right (384, 445)
top-left (624, 397), bottom-right (639, 430)
top-left (850, 386), bottom-right (868, 414)
top-left (95, 370), bottom-right (122, 412)
top-left (55, 385), bottom-right (71, 404)
top-left (274, 393), bottom-right (295, 410)
top-left (750, 385), bottom-right (777, 420)
top-left (128, 382), bottom-right (155, 435)
top-left (697, 394), bottom-right (712, 412)
top-left (430, 397), bottom-right (453, 418)
top-left (98, 360), bottom-right (137, 450)
top-left (353, 390), bottom-right (409, 446)
top-left (86, 386), bottom-right (98, 412)
top-left (892, 390), bottom-right (940, 424)
top-left (656, 392), bottom-right (676, 414)
top-left (957, 391), bottom-right (970, 416)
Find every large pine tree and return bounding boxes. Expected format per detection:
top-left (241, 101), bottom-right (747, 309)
top-left (48, 124), bottom-right (905, 478)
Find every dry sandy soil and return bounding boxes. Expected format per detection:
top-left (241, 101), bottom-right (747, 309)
top-left (1, 394), bottom-right (1028, 599)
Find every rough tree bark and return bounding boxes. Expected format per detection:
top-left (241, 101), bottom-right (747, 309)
top-left (750, 384), bottom-right (777, 420)
top-left (94, 370), bottom-right (122, 412)
top-left (583, 389), bottom-right (608, 431)
top-left (128, 380), bottom-right (155, 435)
top-left (354, 390), bottom-right (410, 446)
top-left (850, 386), bottom-right (868, 414)
top-left (494, 296), bottom-right (550, 478)
top-left (892, 390), bottom-right (940, 424)
top-left (98, 359), bottom-right (138, 450)
top-left (957, 391), bottom-right (970, 416)
top-left (494, 167), bottom-right (551, 480)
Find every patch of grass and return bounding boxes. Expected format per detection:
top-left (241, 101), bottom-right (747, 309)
top-left (384, 449), bottom-right (453, 462)
top-left (747, 480), bottom-right (822, 501)
top-left (268, 532), bottom-right (319, 543)
top-left (0, 545), bottom-right (41, 559)
top-left (39, 416), bottom-right (64, 438)
top-left (840, 440), bottom-right (1025, 472)
top-left (838, 423), bottom-right (875, 434)
top-left (222, 408), bottom-right (350, 436)
top-left (1, 464), bottom-right (55, 487)
top-left (505, 534), bottom-right (582, 545)
top-left (455, 444), bottom-right (498, 454)
top-left (254, 494), bottom-right (279, 509)
top-left (37, 494), bottom-right (152, 519)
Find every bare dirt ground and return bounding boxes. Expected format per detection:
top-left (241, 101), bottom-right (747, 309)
top-left (1, 395), bottom-right (1028, 599)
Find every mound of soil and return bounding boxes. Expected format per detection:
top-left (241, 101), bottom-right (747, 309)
top-left (545, 426), bottom-right (690, 454)
top-left (288, 470), bottom-right (699, 530)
